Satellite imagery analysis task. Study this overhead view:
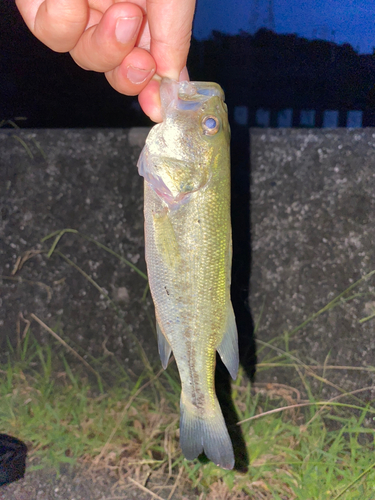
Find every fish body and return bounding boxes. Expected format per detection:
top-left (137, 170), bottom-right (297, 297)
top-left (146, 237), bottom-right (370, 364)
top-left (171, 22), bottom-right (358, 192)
top-left (137, 79), bottom-right (238, 469)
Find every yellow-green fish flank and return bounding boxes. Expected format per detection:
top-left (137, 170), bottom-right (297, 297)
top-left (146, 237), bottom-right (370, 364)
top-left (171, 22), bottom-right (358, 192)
top-left (138, 79), bottom-right (239, 469)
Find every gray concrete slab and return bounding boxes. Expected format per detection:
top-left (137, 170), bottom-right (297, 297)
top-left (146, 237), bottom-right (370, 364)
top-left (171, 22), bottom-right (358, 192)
top-left (0, 128), bottom-right (156, 374)
top-left (250, 128), bottom-right (375, 395)
top-left (1, 127), bottom-right (375, 391)
top-left (1, 128), bottom-right (375, 391)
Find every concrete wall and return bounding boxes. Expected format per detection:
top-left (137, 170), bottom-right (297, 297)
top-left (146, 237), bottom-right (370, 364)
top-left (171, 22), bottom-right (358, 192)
top-left (250, 128), bottom-right (375, 394)
top-left (1, 128), bottom-right (374, 394)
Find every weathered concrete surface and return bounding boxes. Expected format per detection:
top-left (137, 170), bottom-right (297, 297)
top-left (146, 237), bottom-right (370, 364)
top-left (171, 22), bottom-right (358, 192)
top-left (1, 127), bottom-right (375, 392)
top-left (250, 128), bottom-right (375, 395)
top-left (0, 128), bottom-right (155, 373)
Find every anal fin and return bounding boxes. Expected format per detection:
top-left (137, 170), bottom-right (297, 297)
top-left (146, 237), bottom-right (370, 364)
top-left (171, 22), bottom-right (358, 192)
top-left (217, 303), bottom-right (239, 380)
top-left (157, 321), bottom-right (172, 369)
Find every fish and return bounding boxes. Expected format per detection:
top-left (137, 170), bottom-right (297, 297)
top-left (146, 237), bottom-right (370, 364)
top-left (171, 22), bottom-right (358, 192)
top-left (137, 79), bottom-right (238, 470)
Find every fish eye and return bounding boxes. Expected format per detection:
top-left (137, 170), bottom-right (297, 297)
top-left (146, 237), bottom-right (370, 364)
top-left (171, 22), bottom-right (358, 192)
top-left (202, 115), bottom-right (220, 135)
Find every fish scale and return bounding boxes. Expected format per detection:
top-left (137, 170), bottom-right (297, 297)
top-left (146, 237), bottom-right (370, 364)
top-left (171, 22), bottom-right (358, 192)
top-left (138, 78), bottom-right (239, 469)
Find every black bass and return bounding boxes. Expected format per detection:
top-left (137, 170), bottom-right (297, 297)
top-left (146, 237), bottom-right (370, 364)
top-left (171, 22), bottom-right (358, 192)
top-left (137, 79), bottom-right (238, 469)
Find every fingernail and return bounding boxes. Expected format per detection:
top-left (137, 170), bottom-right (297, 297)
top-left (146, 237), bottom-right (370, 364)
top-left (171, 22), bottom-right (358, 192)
top-left (127, 65), bottom-right (153, 84)
top-left (179, 66), bottom-right (189, 82)
top-left (115, 17), bottom-right (141, 44)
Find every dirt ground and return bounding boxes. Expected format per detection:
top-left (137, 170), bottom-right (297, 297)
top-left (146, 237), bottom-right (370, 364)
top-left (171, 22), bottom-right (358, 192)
top-left (0, 462), bottom-right (197, 500)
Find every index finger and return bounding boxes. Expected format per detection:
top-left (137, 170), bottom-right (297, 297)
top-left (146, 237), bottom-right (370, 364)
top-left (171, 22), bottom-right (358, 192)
top-left (146, 0), bottom-right (196, 80)
top-left (16, 0), bottom-right (89, 52)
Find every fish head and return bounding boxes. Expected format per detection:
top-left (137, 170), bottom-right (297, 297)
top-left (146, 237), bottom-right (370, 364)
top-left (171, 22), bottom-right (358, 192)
top-left (138, 79), bottom-right (230, 207)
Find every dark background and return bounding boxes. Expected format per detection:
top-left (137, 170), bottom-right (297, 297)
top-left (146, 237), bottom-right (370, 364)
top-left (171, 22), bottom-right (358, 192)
top-left (2, 1), bottom-right (375, 128)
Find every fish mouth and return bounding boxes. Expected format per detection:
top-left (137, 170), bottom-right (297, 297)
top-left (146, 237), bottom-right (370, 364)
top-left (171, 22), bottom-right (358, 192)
top-left (160, 79), bottom-right (225, 116)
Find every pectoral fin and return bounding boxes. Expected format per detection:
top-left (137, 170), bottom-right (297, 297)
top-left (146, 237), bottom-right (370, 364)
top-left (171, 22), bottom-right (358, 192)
top-left (217, 303), bottom-right (239, 380)
top-left (153, 210), bottom-right (180, 267)
top-left (157, 321), bottom-right (172, 369)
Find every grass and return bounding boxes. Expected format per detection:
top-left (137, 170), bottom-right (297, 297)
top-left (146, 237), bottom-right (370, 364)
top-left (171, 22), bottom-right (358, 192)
top-left (0, 117), bottom-right (46, 159)
top-left (1, 229), bottom-right (375, 499)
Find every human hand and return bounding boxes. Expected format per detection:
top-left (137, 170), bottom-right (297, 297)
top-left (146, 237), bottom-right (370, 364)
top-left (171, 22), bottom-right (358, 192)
top-left (15, 0), bottom-right (196, 122)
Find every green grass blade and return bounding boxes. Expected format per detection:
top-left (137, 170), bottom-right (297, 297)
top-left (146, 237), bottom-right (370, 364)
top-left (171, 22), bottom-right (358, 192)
top-left (12, 134), bottom-right (34, 158)
top-left (333, 461), bottom-right (375, 499)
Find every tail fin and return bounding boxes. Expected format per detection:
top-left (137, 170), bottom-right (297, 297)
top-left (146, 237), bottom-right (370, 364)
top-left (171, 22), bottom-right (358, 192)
top-left (179, 396), bottom-right (234, 470)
